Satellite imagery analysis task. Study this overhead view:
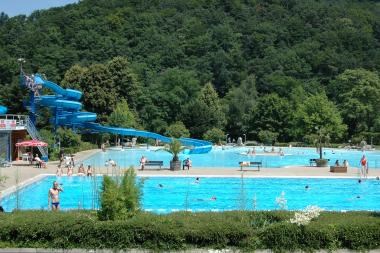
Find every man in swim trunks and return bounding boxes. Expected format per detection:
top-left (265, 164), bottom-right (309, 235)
top-left (48, 181), bottom-right (63, 211)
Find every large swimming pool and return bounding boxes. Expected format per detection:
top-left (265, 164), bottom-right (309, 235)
top-left (1, 176), bottom-right (379, 212)
top-left (83, 146), bottom-right (380, 169)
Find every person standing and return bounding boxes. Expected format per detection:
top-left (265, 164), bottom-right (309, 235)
top-left (139, 156), bottom-right (147, 170)
top-left (48, 181), bottom-right (63, 211)
top-left (87, 165), bottom-right (93, 177)
top-left (360, 155), bottom-right (368, 178)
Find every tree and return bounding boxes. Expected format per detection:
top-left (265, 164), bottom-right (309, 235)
top-left (293, 93), bottom-right (347, 142)
top-left (329, 69), bottom-right (380, 136)
top-left (165, 121), bottom-right (190, 138)
top-left (157, 138), bottom-right (186, 162)
top-left (182, 83), bottom-right (226, 138)
top-left (249, 93), bottom-right (292, 142)
top-left (258, 130), bottom-right (279, 145)
top-left (108, 99), bottom-right (138, 129)
top-left (107, 57), bottom-right (143, 112)
top-left (57, 127), bottom-right (81, 148)
top-left (224, 75), bottom-right (257, 138)
top-left (203, 128), bottom-right (225, 144)
top-left (151, 68), bottom-right (200, 124)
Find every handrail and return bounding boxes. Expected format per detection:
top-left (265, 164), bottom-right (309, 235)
top-left (25, 116), bottom-right (49, 161)
top-left (0, 114), bottom-right (28, 127)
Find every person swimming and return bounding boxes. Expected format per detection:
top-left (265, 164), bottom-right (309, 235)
top-left (195, 196), bottom-right (217, 201)
top-left (158, 184), bottom-right (163, 188)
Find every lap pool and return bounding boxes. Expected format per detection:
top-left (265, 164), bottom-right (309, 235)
top-left (83, 146), bottom-right (380, 169)
top-left (1, 176), bottom-right (379, 212)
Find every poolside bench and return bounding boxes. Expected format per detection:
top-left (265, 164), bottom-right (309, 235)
top-left (144, 161), bottom-right (164, 170)
top-left (330, 166), bottom-right (347, 173)
top-left (239, 161), bottom-right (261, 171)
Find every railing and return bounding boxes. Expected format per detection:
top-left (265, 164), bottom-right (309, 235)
top-left (0, 114), bottom-right (28, 128)
top-left (25, 116), bottom-right (48, 161)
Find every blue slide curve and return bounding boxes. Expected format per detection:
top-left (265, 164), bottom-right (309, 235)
top-left (31, 74), bottom-right (212, 154)
top-left (0, 105), bottom-right (7, 115)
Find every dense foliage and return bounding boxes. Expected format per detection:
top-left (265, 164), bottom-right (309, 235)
top-left (0, 211), bottom-right (379, 251)
top-left (0, 0), bottom-right (379, 144)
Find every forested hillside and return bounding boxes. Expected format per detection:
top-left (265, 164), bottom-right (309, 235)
top-left (0, 0), bottom-right (379, 144)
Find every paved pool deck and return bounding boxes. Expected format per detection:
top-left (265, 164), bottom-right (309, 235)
top-left (1, 149), bottom-right (380, 193)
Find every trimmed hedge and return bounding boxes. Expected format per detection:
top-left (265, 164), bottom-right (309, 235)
top-left (0, 211), bottom-right (379, 251)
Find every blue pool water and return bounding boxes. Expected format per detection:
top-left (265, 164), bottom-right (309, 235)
top-left (1, 176), bottom-right (380, 212)
top-left (83, 146), bottom-right (380, 169)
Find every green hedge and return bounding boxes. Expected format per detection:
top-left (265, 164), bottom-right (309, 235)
top-left (0, 211), bottom-right (379, 251)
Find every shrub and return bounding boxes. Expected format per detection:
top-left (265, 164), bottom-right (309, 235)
top-left (0, 211), bottom-right (379, 251)
top-left (98, 167), bottom-right (141, 220)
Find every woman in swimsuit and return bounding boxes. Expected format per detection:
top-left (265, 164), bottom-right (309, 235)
top-left (48, 181), bottom-right (63, 211)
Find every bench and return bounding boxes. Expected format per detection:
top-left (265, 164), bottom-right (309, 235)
top-left (330, 166), bottom-right (347, 173)
top-left (144, 161), bottom-right (164, 170)
top-left (239, 161), bottom-right (261, 171)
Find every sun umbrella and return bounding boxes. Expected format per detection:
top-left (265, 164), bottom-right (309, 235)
top-left (16, 140), bottom-right (48, 147)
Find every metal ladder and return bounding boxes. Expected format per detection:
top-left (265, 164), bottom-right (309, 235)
top-left (25, 116), bottom-right (49, 161)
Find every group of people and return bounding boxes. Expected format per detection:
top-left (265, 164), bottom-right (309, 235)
top-left (334, 155), bottom-right (369, 179)
top-left (246, 148), bottom-right (256, 155)
top-left (334, 159), bottom-right (349, 167)
top-left (56, 154), bottom-right (93, 177)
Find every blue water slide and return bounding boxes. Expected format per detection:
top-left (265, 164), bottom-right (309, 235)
top-left (39, 96), bottom-right (82, 110)
top-left (29, 73), bottom-right (212, 154)
top-left (179, 137), bottom-right (213, 154)
top-left (0, 105), bottom-right (7, 114)
top-left (84, 122), bottom-right (172, 143)
top-left (84, 122), bottom-right (212, 154)
top-left (34, 75), bottom-right (82, 101)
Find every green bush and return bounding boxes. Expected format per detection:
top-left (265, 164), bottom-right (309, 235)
top-left (202, 128), bottom-right (225, 144)
top-left (165, 121), bottom-right (190, 138)
top-left (98, 167), bottom-right (141, 220)
top-left (0, 211), bottom-right (379, 251)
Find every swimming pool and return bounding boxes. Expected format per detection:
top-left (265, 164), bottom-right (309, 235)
top-left (83, 146), bottom-right (380, 169)
top-left (1, 176), bottom-right (379, 212)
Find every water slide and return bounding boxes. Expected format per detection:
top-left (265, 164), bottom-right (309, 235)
top-left (0, 105), bottom-right (7, 114)
top-left (31, 74), bottom-right (212, 154)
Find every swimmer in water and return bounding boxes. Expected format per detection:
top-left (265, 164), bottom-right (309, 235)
top-left (305, 185), bottom-right (309, 190)
top-left (195, 177), bottom-right (200, 183)
top-left (196, 196), bottom-right (217, 201)
top-left (158, 184), bottom-right (163, 188)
